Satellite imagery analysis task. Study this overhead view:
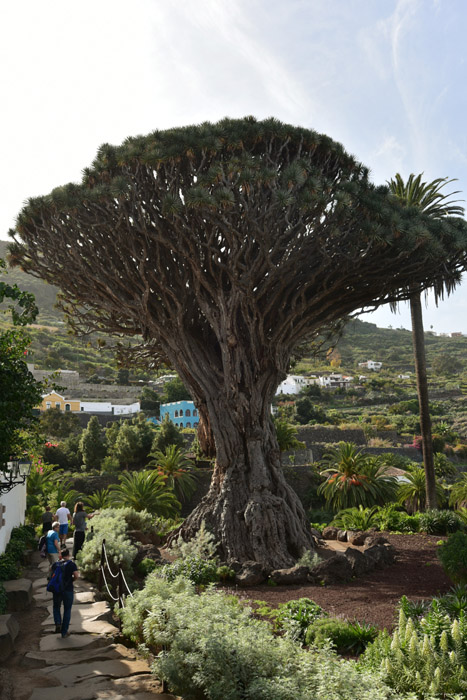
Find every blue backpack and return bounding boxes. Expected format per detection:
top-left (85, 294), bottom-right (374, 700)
top-left (46, 561), bottom-right (67, 593)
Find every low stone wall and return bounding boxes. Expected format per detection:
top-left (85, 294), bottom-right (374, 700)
top-left (296, 426), bottom-right (367, 446)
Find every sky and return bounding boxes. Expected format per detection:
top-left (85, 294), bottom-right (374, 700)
top-left (1, 0), bottom-right (467, 333)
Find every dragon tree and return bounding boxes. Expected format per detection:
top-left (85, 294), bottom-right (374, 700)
top-left (9, 117), bottom-right (467, 569)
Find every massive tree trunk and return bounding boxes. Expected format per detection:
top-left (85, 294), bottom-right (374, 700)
top-left (410, 292), bottom-right (438, 510)
top-left (181, 382), bottom-right (313, 569)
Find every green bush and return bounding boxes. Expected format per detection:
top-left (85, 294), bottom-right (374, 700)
top-left (418, 509), bottom-right (464, 535)
top-left (136, 558), bottom-right (158, 578)
top-left (276, 598), bottom-right (326, 643)
top-left (306, 617), bottom-right (377, 655)
top-left (216, 565), bottom-right (235, 583)
top-left (161, 555), bottom-right (219, 586)
top-left (0, 582), bottom-right (8, 614)
top-left (95, 507), bottom-right (155, 532)
top-left (0, 553), bottom-right (21, 581)
top-left (373, 505), bottom-right (419, 533)
top-left (76, 510), bottom-right (137, 583)
top-left (438, 530), bottom-right (467, 584)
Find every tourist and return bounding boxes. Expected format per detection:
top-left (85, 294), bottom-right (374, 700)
top-left (51, 547), bottom-right (79, 637)
top-left (72, 501), bottom-right (94, 558)
top-left (41, 505), bottom-right (53, 535)
top-left (55, 501), bottom-right (72, 547)
top-left (46, 522), bottom-right (61, 567)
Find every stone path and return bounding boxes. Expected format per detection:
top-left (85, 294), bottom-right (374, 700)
top-left (0, 547), bottom-right (179, 700)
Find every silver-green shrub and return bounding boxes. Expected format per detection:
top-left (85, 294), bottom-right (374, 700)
top-left (118, 574), bottom-right (417, 700)
top-left (76, 509), bottom-right (137, 582)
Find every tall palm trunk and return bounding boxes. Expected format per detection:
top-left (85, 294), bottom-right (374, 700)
top-left (410, 292), bottom-right (437, 509)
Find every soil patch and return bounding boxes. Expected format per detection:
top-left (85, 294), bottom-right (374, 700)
top-left (233, 533), bottom-right (452, 631)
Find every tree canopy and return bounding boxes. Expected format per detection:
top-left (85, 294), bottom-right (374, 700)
top-left (9, 117), bottom-right (467, 568)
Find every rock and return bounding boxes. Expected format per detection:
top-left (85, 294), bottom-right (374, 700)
top-left (337, 530), bottom-right (348, 542)
top-left (227, 559), bottom-right (243, 573)
top-left (270, 566), bottom-right (310, 585)
top-left (365, 543), bottom-right (395, 568)
top-left (0, 614), bottom-right (19, 660)
top-left (347, 531), bottom-right (370, 546)
top-left (343, 547), bottom-right (375, 576)
top-left (2, 577), bottom-right (33, 611)
top-left (322, 526), bottom-right (338, 540)
top-left (235, 561), bottom-right (268, 586)
top-left (364, 534), bottom-right (389, 548)
top-left (132, 544), bottom-right (163, 570)
top-left (307, 553), bottom-right (353, 584)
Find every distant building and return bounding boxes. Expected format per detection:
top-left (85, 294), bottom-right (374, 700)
top-left (160, 400), bottom-right (199, 428)
top-left (358, 360), bottom-right (382, 371)
top-left (38, 391), bottom-right (140, 415)
top-left (319, 373), bottom-right (353, 388)
top-left (451, 332), bottom-right (464, 338)
top-left (275, 375), bottom-right (318, 395)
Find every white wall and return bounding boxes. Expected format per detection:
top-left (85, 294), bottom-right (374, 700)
top-left (80, 401), bottom-right (113, 413)
top-left (0, 483), bottom-right (27, 554)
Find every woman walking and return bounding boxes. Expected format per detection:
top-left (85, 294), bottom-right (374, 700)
top-left (72, 502), bottom-right (93, 558)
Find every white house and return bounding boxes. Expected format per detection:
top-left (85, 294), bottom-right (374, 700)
top-left (0, 483), bottom-right (26, 555)
top-left (275, 375), bottom-right (318, 395)
top-left (80, 401), bottom-right (140, 415)
top-left (319, 374), bottom-right (354, 388)
top-left (358, 360), bottom-right (382, 371)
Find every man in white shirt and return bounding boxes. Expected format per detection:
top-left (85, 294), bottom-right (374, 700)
top-left (55, 501), bottom-right (72, 547)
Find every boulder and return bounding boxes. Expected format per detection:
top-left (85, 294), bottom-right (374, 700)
top-left (127, 530), bottom-right (161, 546)
top-left (235, 561), bottom-right (268, 587)
top-left (307, 552), bottom-right (353, 584)
top-left (364, 543), bottom-right (395, 568)
top-left (270, 566), bottom-right (310, 585)
top-left (132, 544), bottom-right (163, 570)
top-left (337, 530), bottom-right (348, 542)
top-left (343, 547), bottom-right (375, 576)
top-left (3, 578), bottom-right (33, 611)
top-left (322, 526), bottom-right (338, 540)
top-left (364, 534), bottom-right (389, 548)
top-left (347, 531), bottom-right (370, 546)
top-left (0, 614), bottom-right (19, 660)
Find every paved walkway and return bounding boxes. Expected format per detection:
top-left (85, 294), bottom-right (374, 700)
top-left (1, 544), bottom-right (178, 700)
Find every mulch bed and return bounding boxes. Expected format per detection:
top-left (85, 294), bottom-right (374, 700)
top-left (232, 534), bottom-right (453, 631)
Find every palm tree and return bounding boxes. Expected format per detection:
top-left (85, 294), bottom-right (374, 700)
top-left (397, 467), bottom-right (444, 513)
top-left (83, 488), bottom-right (112, 511)
top-left (273, 418), bottom-right (306, 453)
top-left (109, 470), bottom-right (181, 517)
top-left (388, 174), bottom-right (465, 509)
top-left (318, 442), bottom-right (398, 511)
top-left (147, 445), bottom-right (197, 503)
top-left (450, 473), bottom-right (467, 509)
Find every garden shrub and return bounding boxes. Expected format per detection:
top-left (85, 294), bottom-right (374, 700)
top-left (297, 550), bottom-right (321, 572)
top-left (276, 598), bottom-right (326, 643)
top-left (76, 509), bottom-right (137, 583)
top-left (306, 617), bottom-right (377, 655)
top-left (136, 557), bottom-right (158, 578)
top-left (94, 507), bottom-right (154, 532)
top-left (216, 565), bottom-right (235, 583)
top-left (438, 530), bottom-right (467, 584)
top-left (0, 582), bottom-right (8, 614)
top-left (0, 553), bottom-right (21, 581)
top-left (161, 555), bottom-right (219, 586)
top-left (373, 505), bottom-right (419, 533)
top-left (169, 520), bottom-right (219, 561)
top-left (361, 608), bottom-right (467, 698)
top-left (418, 509), bottom-right (464, 536)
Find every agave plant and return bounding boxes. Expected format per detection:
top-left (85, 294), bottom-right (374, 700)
top-left (110, 470), bottom-right (181, 517)
top-left (147, 445), bottom-right (197, 503)
top-left (318, 442), bottom-right (398, 511)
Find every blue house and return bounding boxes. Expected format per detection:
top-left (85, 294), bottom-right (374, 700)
top-left (160, 400), bottom-right (199, 428)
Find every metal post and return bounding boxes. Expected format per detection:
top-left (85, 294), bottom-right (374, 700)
top-left (97, 538), bottom-right (105, 592)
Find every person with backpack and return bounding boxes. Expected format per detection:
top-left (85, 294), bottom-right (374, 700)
top-left (48, 548), bottom-right (78, 637)
top-left (46, 522), bottom-right (61, 567)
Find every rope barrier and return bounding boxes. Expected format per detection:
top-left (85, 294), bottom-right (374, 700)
top-left (100, 566), bottom-right (120, 601)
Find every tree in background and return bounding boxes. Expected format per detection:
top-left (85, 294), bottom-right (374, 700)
top-left (39, 407), bottom-right (81, 439)
top-left (432, 353), bottom-right (463, 377)
top-left (117, 368), bottom-right (130, 385)
top-left (11, 118), bottom-right (467, 568)
top-left (273, 419), bottom-right (306, 453)
top-left (161, 376), bottom-right (191, 404)
top-left (388, 173), bottom-right (467, 510)
top-left (140, 386), bottom-right (161, 416)
top-left (151, 416), bottom-right (185, 454)
top-left (79, 415), bottom-right (107, 470)
top-left (0, 258), bottom-right (43, 464)
top-left (295, 398), bottom-right (328, 426)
